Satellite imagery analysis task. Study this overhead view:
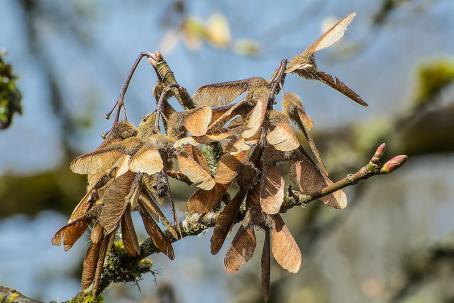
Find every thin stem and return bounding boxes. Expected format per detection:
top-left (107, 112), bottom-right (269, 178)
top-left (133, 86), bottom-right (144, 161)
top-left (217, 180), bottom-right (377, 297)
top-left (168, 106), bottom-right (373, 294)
top-left (106, 51), bottom-right (156, 122)
top-left (154, 84), bottom-right (180, 132)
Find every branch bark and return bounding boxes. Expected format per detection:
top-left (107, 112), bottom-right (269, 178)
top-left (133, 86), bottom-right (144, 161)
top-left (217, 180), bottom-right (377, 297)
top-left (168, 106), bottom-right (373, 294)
top-left (94, 142), bottom-right (406, 295)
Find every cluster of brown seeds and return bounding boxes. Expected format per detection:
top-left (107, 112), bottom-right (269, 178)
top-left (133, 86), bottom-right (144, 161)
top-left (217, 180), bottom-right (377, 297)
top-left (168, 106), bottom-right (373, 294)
top-left (53, 12), bottom-right (364, 300)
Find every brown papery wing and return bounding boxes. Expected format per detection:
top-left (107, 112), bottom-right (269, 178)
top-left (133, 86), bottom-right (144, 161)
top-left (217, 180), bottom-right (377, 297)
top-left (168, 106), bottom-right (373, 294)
top-left (52, 217), bottom-right (88, 251)
top-left (140, 190), bottom-right (179, 240)
top-left (177, 155), bottom-right (215, 190)
top-left (313, 70), bottom-right (368, 107)
top-left (224, 225), bottom-right (256, 273)
top-left (241, 96), bottom-right (268, 139)
top-left (214, 151), bottom-right (247, 184)
top-left (129, 146), bottom-right (164, 176)
top-left (304, 12), bottom-right (356, 55)
top-left (192, 78), bottom-right (254, 107)
top-left (211, 190), bottom-right (246, 254)
top-left (183, 106), bottom-right (212, 136)
top-left (81, 241), bottom-right (101, 290)
top-left (271, 214), bottom-right (302, 273)
top-left (70, 148), bottom-right (123, 175)
top-left (186, 183), bottom-right (227, 213)
top-left (140, 211), bottom-right (175, 260)
top-left (289, 153), bottom-right (347, 209)
top-left (99, 172), bottom-right (135, 234)
top-left (266, 122), bottom-right (300, 152)
top-left (261, 229), bottom-right (271, 302)
top-left (260, 165), bottom-right (285, 214)
top-left (121, 206), bottom-right (140, 257)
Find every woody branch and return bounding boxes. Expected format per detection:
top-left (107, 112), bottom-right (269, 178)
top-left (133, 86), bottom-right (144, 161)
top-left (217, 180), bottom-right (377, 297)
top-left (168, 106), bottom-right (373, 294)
top-left (96, 142), bottom-right (407, 294)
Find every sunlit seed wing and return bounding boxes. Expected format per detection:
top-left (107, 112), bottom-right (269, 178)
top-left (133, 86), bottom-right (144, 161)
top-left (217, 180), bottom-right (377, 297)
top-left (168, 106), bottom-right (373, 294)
top-left (187, 183), bottom-right (227, 213)
top-left (282, 92), bottom-right (313, 131)
top-left (52, 217), bottom-right (88, 251)
top-left (92, 234), bottom-right (113, 296)
top-left (99, 172), bottom-right (135, 234)
top-left (289, 153), bottom-right (347, 209)
top-left (139, 210), bottom-right (175, 260)
top-left (211, 190), bottom-right (247, 254)
top-left (312, 70), bottom-right (368, 106)
top-left (183, 145), bottom-right (211, 173)
top-left (282, 93), bottom-right (328, 175)
top-left (121, 207), bottom-right (140, 257)
top-left (81, 241), bottom-right (101, 290)
top-left (306, 12), bottom-right (356, 55)
top-left (241, 96), bottom-right (268, 139)
top-left (90, 222), bottom-right (103, 244)
top-left (271, 214), bottom-right (302, 273)
top-left (140, 190), bottom-right (180, 240)
top-left (115, 155), bottom-right (131, 178)
top-left (70, 148), bottom-right (124, 175)
top-left (69, 192), bottom-right (93, 223)
top-left (261, 229), bottom-right (271, 302)
top-left (208, 99), bottom-right (248, 131)
top-left (183, 106), bottom-right (212, 136)
top-left (266, 122), bottom-right (300, 152)
top-left (192, 78), bottom-right (255, 107)
top-left (177, 155), bottom-right (215, 190)
top-left (224, 225), bottom-right (256, 273)
top-left (260, 165), bottom-right (285, 214)
top-left (129, 146), bottom-right (164, 176)
top-left (214, 151), bottom-right (247, 184)
top-left (286, 12), bottom-right (356, 73)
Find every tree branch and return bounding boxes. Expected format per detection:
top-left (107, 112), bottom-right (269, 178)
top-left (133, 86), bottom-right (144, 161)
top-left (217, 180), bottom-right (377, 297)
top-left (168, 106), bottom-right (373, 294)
top-left (94, 142), bottom-right (407, 295)
top-left (0, 286), bottom-right (42, 303)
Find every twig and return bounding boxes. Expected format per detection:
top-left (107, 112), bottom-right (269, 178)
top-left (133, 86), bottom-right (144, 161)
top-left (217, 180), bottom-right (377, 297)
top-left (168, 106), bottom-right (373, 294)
top-left (94, 142), bottom-right (407, 295)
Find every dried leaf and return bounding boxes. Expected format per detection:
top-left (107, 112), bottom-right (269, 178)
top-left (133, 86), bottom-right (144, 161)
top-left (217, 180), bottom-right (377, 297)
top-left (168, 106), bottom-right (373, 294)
top-left (99, 172), bottom-right (135, 234)
top-left (177, 155), bottom-right (215, 190)
top-left (187, 183), bottom-right (227, 213)
top-left (81, 241), bottom-right (100, 290)
top-left (260, 165), bottom-right (285, 214)
top-left (214, 151), bottom-right (247, 184)
top-left (224, 225), bottom-right (256, 273)
top-left (261, 229), bottom-right (271, 302)
top-left (52, 218), bottom-right (88, 251)
top-left (140, 211), bottom-right (175, 260)
top-left (193, 78), bottom-right (255, 107)
top-left (121, 207), bottom-right (140, 257)
top-left (266, 122), bottom-right (300, 152)
top-left (289, 154), bottom-right (347, 209)
top-left (129, 146), bottom-right (164, 176)
top-left (271, 214), bottom-right (302, 273)
top-left (183, 106), bottom-right (212, 136)
top-left (211, 191), bottom-right (246, 254)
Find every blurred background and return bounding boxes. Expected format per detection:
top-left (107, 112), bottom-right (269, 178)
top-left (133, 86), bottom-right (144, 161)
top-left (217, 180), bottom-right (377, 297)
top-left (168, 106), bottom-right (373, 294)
top-left (1, 0), bottom-right (454, 302)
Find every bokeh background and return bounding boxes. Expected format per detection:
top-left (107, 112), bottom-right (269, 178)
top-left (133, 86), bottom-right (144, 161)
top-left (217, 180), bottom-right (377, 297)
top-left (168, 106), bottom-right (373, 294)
top-left (1, 0), bottom-right (454, 302)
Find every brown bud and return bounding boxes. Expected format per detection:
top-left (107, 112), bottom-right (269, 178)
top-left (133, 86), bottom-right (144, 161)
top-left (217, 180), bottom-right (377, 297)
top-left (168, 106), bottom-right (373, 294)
top-left (381, 155), bottom-right (408, 173)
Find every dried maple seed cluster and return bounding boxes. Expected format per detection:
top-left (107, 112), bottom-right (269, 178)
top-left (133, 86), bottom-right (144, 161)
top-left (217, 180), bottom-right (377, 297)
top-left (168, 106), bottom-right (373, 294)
top-left (52, 12), bottom-right (394, 301)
